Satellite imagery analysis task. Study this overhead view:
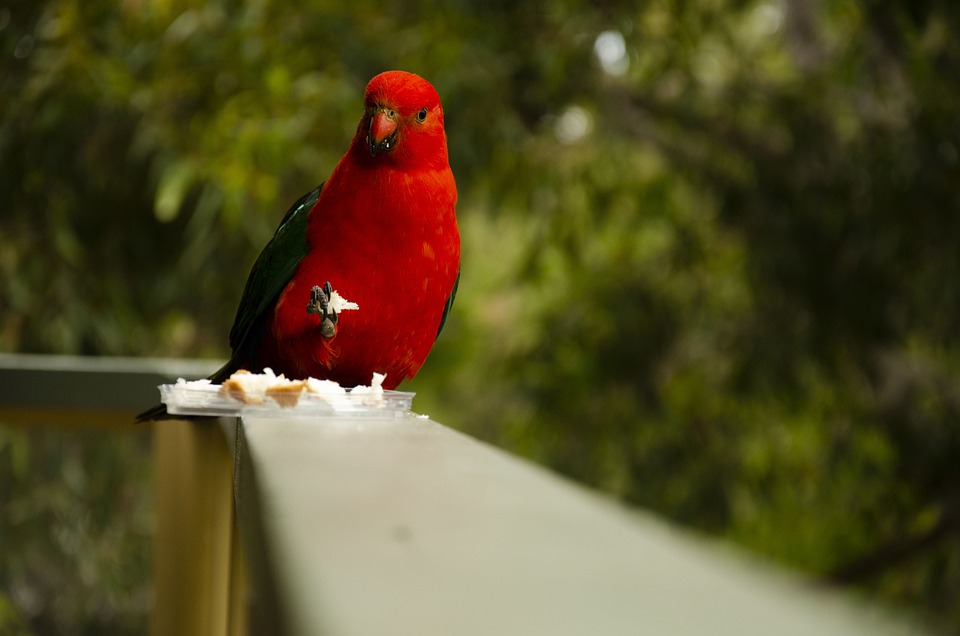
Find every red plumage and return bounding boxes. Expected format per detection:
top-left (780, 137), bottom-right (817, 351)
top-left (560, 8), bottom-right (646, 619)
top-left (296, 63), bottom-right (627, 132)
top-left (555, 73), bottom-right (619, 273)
top-left (251, 71), bottom-right (460, 389)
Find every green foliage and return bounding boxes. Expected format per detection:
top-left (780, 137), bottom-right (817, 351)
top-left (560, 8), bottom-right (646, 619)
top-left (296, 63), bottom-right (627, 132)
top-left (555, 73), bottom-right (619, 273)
top-left (2, 0), bottom-right (959, 632)
top-left (0, 424), bottom-right (152, 635)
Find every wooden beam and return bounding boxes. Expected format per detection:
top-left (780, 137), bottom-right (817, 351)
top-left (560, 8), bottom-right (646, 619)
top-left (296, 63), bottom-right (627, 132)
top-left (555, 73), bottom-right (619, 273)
top-left (0, 353), bottom-right (218, 427)
top-left (0, 355), bottom-right (923, 635)
top-left (0, 355), bottom-right (244, 631)
top-left (235, 415), bottom-right (919, 636)
top-left (151, 418), bottom-right (247, 636)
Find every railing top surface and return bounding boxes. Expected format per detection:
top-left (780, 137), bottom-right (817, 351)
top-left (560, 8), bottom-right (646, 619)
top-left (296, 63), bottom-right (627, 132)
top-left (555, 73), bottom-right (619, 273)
top-left (0, 355), bottom-right (926, 634)
top-left (0, 353), bottom-right (217, 414)
top-left (237, 414), bottom-right (917, 636)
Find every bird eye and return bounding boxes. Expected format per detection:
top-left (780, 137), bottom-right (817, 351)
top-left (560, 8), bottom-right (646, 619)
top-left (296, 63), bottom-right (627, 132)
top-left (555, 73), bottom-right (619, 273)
top-left (416, 107), bottom-right (428, 123)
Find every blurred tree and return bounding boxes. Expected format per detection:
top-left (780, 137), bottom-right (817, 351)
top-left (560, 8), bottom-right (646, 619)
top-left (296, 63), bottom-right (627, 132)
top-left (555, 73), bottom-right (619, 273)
top-left (0, 424), bottom-right (152, 635)
top-left (1, 0), bottom-right (958, 633)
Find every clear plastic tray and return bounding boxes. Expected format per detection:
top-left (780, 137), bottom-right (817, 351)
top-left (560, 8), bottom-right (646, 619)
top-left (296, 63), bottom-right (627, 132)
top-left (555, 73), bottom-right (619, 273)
top-left (159, 381), bottom-right (415, 419)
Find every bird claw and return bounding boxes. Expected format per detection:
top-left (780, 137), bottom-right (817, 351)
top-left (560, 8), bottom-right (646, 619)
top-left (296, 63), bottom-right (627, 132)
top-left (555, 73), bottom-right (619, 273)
top-left (306, 281), bottom-right (338, 338)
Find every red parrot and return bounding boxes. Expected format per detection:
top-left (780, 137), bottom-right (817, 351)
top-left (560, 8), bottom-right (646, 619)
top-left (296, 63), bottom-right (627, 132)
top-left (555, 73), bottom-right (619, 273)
top-left (138, 71), bottom-right (459, 421)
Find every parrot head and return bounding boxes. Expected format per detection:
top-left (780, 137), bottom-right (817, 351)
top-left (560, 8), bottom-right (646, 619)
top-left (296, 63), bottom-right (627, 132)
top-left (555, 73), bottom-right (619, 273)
top-left (357, 71), bottom-right (448, 169)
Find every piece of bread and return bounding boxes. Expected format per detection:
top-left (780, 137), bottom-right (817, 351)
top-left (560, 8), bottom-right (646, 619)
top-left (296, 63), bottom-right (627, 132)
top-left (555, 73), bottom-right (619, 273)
top-left (266, 379), bottom-right (308, 407)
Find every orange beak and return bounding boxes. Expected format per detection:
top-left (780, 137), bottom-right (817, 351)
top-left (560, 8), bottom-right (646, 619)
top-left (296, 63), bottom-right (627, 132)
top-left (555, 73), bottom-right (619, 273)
top-left (368, 108), bottom-right (399, 156)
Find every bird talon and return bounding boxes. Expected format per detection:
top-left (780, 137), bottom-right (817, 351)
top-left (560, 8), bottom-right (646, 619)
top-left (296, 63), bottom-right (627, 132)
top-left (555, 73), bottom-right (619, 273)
top-left (306, 285), bottom-right (323, 315)
top-left (307, 282), bottom-right (338, 338)
top-left (321, 317), bottom-right (337, 339)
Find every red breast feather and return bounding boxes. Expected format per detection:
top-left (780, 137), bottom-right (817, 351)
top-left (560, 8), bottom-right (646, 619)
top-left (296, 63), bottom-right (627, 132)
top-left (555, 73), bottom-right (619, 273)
top-left (262, 71), bottom-right (460, 389)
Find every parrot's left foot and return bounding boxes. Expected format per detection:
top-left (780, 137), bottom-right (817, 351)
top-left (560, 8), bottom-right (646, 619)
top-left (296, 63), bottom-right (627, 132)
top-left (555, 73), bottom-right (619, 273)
top-left (307, 282), bottom-right (338, 338)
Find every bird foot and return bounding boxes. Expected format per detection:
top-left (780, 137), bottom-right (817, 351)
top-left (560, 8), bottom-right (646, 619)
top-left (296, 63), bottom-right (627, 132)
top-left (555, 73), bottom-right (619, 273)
top-left (306, 281), bottom-right (338, 338)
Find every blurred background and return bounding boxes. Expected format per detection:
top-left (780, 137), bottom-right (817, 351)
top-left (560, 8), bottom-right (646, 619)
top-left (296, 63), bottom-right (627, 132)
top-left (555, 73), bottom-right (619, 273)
top-left (2, 0), bottom-right (959, 633)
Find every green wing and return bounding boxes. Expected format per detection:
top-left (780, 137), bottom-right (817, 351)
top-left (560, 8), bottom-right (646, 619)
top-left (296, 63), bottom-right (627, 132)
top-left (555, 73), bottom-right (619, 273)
top-left (227, 184), bottom-right (323, 359)
top-left (436, 268), bottom-right (460, 338)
